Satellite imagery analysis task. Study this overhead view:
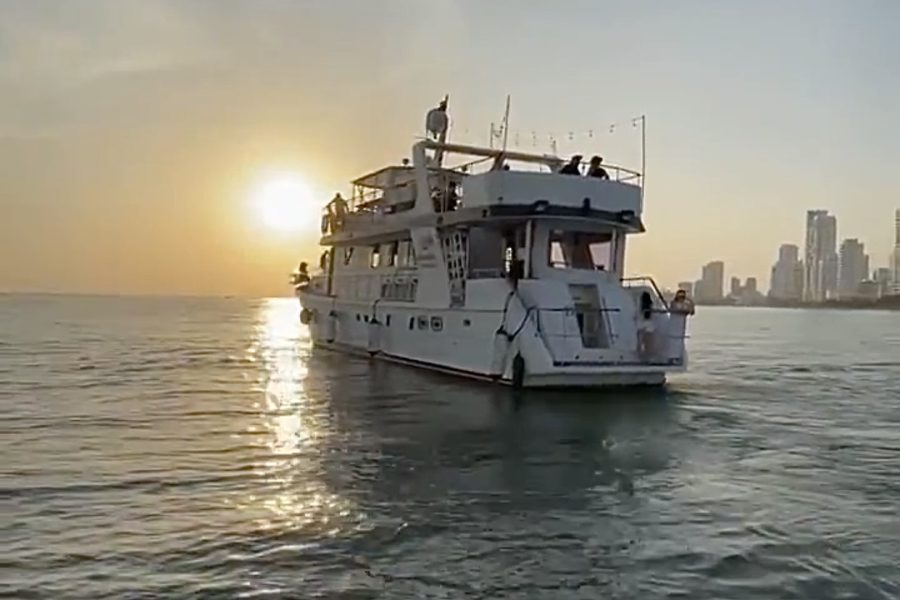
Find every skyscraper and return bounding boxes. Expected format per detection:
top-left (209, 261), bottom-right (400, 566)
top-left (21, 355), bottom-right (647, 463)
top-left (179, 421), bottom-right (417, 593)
top-left (769, 243), bottom-right (803, 301)
top-left (875, 267), bottom-right (892, 298)
top-left (838, 238), bottom-right (868, 298)
top-left (804, 210), bottom-right (838, 302)
top-left (696, 261), bottom-right (724, 302)
top-left (893, 209), bottom-right (900, 295)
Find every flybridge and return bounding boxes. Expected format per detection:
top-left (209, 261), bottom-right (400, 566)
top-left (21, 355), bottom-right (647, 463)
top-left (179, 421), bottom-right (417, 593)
top-left (321, 138), bottom-right (645, 243)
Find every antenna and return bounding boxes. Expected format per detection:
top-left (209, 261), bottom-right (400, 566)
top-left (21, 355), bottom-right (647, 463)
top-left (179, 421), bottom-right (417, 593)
top-left (501, 95), bottom-right (511, 152)
top-left (632, 114), bottom-right (646, 207)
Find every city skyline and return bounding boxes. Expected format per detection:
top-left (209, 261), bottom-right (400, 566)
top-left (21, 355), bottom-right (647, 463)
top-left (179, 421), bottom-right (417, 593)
top-left (688, 206), bottom-right (898, 300)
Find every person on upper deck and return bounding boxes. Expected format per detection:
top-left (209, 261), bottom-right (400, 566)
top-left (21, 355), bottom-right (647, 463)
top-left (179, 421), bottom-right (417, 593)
top-left (559, 154), bottom-right (582, 175)
top-left (587, 156), bottom-right (610, 180)
top-left (328, 192), bottom-right (348, 231)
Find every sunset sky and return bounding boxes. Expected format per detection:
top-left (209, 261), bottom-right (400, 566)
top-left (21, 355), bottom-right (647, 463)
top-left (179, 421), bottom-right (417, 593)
top-left (2, 0), bottom-right (898, 296)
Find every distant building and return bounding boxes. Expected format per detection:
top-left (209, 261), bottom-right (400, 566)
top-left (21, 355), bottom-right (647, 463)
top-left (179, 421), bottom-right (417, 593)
top-left (875, 267), bottom-right (893, 297)
top-left (729, 277), bottom-right (763, 305)
top-left (857, 280), bottom-right (880, 300)
top-left (696, 261), bottom-right (725, 302)
top-left (677, 281), bottom-right (694, 296)
top-left (769, 243), bottom-right (803, 301)
top-left (838, 238), bottom-right (869, 299)
top-left (804, 210), bottom-right (838, 302)
top-left (893, 209), bottom-right (900, 294)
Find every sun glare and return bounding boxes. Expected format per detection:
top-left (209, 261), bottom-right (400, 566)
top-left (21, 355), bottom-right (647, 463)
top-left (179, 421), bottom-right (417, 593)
top-left (251, 173), bottom-right (318, 233)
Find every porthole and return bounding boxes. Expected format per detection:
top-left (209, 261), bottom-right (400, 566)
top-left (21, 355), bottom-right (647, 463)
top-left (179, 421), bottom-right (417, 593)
top-left (431, 316), bottom-right (443, 332)
top-left (417, 316), bottom-right (429, 330)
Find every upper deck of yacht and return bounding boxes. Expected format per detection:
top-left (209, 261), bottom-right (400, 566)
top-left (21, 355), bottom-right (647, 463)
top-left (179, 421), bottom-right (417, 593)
top-left (321, 122), bottom-right (645, 244)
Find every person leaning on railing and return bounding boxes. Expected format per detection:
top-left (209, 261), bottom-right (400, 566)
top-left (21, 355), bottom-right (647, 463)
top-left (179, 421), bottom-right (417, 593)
top-left (291, 262), bottom-right (311, 287)
top-left (586, 156), bottom-right (610, 180)
top-left (670, 289), bottom-right (695, 316)
top-left (326, 193), bottom-right (348, 232)
top-left (559, 154), bottom-right (583, 175)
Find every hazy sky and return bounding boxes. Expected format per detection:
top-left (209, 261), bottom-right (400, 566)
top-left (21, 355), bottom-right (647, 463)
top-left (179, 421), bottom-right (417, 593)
top-left (2, 0), bottom-right (898, 296)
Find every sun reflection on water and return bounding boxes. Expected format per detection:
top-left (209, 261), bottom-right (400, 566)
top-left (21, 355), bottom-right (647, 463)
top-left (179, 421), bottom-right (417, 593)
top-left (236, 297), bottom-right (358, 536)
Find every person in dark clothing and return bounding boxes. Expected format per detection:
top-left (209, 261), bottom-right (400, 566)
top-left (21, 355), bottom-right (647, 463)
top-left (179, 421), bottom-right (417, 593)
top-left (291, 262), bottom-right (310, 287)
top-left (587, 155), bottom-right (609, 179)
top-left (559, 154), bottom-right (582, 175)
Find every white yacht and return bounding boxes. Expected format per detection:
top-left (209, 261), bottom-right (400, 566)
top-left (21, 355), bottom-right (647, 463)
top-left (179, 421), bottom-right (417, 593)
top-left (295, 102), bottom-right (689, 388)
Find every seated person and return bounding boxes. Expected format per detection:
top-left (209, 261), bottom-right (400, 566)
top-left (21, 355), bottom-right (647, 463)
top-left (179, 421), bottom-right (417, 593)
top-left (586, 155), bottom-right (609, 179)
top-left (558, 154), bottom-right (583, 175)
top-left (291, 262), bottom-right (311, 287)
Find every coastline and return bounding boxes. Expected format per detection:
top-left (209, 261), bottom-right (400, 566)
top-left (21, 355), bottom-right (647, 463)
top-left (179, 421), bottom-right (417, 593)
top-left (694, 297), bottom-right (900, 311)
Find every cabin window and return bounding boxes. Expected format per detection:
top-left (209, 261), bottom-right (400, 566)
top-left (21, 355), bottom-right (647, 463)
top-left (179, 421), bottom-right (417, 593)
top-left (387, 241), bottom-right (399, 267)
top-left (404, 242), bottom-right (416, 267)
top-left (502, 226), bottom-right (527, 278)
top-left (417, 315), bottom-right (429, 330)
top-left (369, 245), bottom-right (381, 269)
top-left (468, 227), bottom-right (505, 279)
top-left (548, 230), bottom-right (614, 271)
top-left (343, 247), bottom-right (354, 266)
top-left (430, 316), bottom-right (443, 332)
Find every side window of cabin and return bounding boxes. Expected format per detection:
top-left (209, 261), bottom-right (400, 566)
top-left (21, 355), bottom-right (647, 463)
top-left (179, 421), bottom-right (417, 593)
top-left (387, 241), bottom-right (399, 267)
top-left (369, 245), bottom-right (381, 269)
top-left (502, 227), bottom-right (526, 276)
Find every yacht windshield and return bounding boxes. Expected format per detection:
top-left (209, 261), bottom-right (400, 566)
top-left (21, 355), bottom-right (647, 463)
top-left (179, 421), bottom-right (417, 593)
top-left (549, 230), bottom-right (613, 271)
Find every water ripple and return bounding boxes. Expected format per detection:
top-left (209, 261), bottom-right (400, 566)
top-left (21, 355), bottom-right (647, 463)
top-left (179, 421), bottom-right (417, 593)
top-left (1, 298), bottom-right (898, 599)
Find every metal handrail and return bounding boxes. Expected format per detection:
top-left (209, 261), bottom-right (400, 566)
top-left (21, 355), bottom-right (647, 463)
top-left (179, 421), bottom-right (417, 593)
top-left (621, 276), bottom-right (670, 311)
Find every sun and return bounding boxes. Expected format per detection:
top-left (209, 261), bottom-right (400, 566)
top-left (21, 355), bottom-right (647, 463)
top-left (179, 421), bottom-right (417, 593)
top-left (250, 173), bottom-right (318, 233)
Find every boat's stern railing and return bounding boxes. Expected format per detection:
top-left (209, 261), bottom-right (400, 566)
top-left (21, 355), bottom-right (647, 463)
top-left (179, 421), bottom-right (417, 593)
top-left (621, 276), bottom-right (669, 311)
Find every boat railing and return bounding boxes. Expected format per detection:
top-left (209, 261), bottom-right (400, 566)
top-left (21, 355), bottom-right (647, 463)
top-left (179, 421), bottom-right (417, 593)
top-left (447, 155), bottom-right (641, 185)
top-left (621, 276), bottom-right (669, 310)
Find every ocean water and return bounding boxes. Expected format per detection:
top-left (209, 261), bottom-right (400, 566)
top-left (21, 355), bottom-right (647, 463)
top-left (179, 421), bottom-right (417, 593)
top-left (2, 294), bottom-right (899, 599)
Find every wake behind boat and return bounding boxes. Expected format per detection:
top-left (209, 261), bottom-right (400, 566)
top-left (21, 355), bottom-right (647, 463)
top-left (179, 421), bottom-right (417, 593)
top-left (294, 100), bottom-right (690, 388)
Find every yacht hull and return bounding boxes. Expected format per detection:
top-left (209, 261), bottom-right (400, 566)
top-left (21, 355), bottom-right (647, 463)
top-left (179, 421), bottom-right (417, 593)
top-left (297, 292), bottom-right (680, 389)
